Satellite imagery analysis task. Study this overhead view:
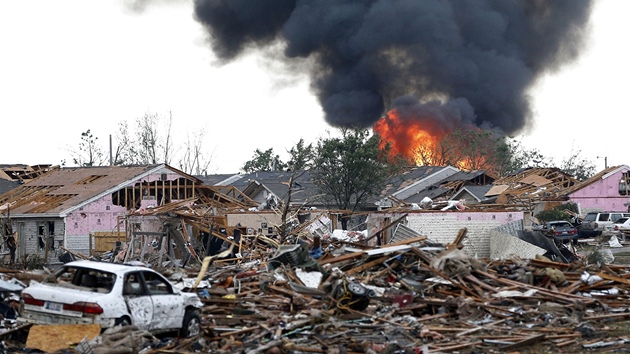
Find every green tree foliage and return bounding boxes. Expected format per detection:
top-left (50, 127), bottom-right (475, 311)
top-left (311, 128), bottom-right (402, 229)
top-left (72, 129), bottom-right (105, 167)
top-left (241, 148), bottom-right (286, 173)
top-left (286, 138), bottom-right (314, 171)
top-left (493, 136), bottom-right (557, 176)
top-left (560, 147), bottom-right (596, 181)
top-left (535, 202), bottom-right (579, 223)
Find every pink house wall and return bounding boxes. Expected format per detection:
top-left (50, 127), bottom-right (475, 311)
top-left (63, 171), bottom-right (192, 253)
top-left (65, 196), bottom-right (127, 237)
top-left (569, 169), bottom-right (630, 214)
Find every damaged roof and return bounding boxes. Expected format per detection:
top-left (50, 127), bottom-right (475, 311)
top-left (565, 164), bottom-right (630, 195)
top-left (378, 166), bottom-right (458, 199)
top-left (0, 164), bottom-right (202, 217)
top-left (489, 167), bottom-right (580, 205)
top-left (0, 164), bottom-right (58, 182)
top-left (202, 170), bottom-right (325, 207)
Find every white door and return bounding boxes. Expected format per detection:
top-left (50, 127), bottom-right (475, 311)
top-left (123, 272), bottom-right (153, 330)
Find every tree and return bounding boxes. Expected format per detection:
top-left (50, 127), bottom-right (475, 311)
top-left (71, 129), bottom-right (106, 167)
top-left (495, 136), bottom-right (554, 176)
top-left (112, 121), bottom-right (133, 165)
top-left (109, 111), bottom-right (176, 166)
top-left (560, 147), bottom-right (596, 181)
top-left (408, 128), bottom-right (547, 177)
top-left (286, 138), bottom-right (314, 171)
top-left (311, 128), bottom-right (401, 230)
top-left (178, 129), bottom-right (214, 175)
top-left (276, 139), bottom-right (314, 242)
top-left (436, 128), bottom-right (508, 173)
top-left (135, 111), bottom-right (161, 164)
top-left (535, 202), bottom-right (579, 223)
top-left (241, 148), bottom-right (286, 173)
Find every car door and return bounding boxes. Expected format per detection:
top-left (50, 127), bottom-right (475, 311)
top-left (123, 272), bottom-right (154, 330)
top-left (140, 270), bottom-right (185, 331)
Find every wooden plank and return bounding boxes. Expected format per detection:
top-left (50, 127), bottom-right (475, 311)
top-left (346, 255), bottom-right (390, 275)
top-left (596, 271), bottom-right (630, 287)
top-left (318, 251), bottom-right (366, 265)
top-left (25, 324), bottom-right (101, 352)
top-left (501, 334), bottom-right (546, 351)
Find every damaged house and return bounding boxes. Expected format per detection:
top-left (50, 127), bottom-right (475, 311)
top-left (565, 164), bottom-right (630, 213)
top-left (0, 164), bottom-right (58, 196)
top-left (365, 167), bottom-right (582, 258)
top-left (199, 170), bottom-right (361, 237)
top-left (0, 164), bottom-right (256, 264)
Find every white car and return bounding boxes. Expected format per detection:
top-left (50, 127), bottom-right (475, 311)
top-left (19, 260), bottom-right (203, 337)
top-left (606, 217), bottom-right (630, 234)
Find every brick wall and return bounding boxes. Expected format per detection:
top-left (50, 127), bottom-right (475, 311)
top-left (370, 211), bottom-right (524, 258)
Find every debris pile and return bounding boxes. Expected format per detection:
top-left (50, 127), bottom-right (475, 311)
top-left (165, 232), bottom-right (630, 353)
top-left (2, 228), bottom-right (630, 353)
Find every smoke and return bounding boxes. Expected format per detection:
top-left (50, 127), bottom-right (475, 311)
top-left (194, 0), bottom-right (594, 134)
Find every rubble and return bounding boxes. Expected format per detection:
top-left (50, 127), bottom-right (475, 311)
top-left (2, 226), bottom-right (630, 353)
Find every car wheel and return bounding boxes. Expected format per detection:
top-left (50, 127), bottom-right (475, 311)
top-left (181, 311), bottom-right (201, 337)
top-left (115, 316), bottom-right (131, 327)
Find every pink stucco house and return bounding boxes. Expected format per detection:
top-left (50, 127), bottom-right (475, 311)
top-left (567, 165), bottom-right (630, 214)
top-left (0, 164), bottom-right (208, 264)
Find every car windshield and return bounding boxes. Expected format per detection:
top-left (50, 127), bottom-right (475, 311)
top-left (44, 266), bottom-right (116, 293)
top-left (615, 217), bottom-right (629, 224)
top-left (583, 213), bottom-right (597, 222)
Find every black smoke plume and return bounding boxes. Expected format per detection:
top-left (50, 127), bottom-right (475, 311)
top-left (194, 0), bottom-right (594, 134)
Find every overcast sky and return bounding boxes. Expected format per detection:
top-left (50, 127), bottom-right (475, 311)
top-left (1, 1), bottom-right (627, 173)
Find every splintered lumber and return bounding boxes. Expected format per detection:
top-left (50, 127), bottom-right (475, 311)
top-left (429, 341), bottom-right (482, 352)
top-left (449, 227), bottom-right (467, 249)
top-left (385, 235), bottom-right (428, 247)
top-left (473, 270), bottom-right (596, 304)
top-left (320, 238), bottom-right (426, 266)
top-left (220, 326), bottom-right (260, 337)
top-left (596, 271), bottom-right (630, 287)
top-left (346, 255), bottom-right (391, 275)
top-left (501, 334), bottom-right (546, 351)
top-left (583, 312), bottom-right (630, 321)
top-left (318, 250), bottom-right (366, 265)
top-left (363, 213), bottom-right (409, 243)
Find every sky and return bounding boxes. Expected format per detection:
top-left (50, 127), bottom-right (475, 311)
top-left (0, 1), bottom-right (628, 174)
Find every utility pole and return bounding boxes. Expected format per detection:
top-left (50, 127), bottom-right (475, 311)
top-left (109, 134), bottom-right (113, 166)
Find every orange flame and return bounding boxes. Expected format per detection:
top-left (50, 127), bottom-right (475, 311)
top-left (373, 109), bottom-right (480, 170)
top-left (374, 109), bottom-right (448, 165)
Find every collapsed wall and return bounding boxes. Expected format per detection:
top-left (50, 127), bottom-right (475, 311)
top-left (369, 211), bottom-right (525, 258)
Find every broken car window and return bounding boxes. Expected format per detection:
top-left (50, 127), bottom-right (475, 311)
top-left (141, 271), bottom-right (172, 295)
top-left (123, 273), bottom-right (145, 296)
top-left (43, 266), bottom-right (115, 293)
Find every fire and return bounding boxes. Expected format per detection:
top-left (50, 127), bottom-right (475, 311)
top-left (373, 109), bottom-right (482, 170)
top-left (374, 109), bottom-right (449, 166)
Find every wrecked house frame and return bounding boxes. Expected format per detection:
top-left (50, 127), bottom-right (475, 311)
top-left (367, 210), bottom-right (525, 257)
top-left (0, 164), bottom-right (257, 265)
